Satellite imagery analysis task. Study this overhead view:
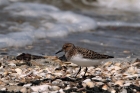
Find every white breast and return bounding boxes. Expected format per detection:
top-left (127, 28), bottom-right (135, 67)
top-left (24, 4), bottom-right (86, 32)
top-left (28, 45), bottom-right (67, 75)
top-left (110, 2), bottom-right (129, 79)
top-left (69, 54), bottom-right (103, 67)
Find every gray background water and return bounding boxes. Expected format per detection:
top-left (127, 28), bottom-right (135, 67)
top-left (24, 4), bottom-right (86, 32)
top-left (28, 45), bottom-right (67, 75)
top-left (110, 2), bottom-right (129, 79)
top-left (0, 0), bottom-right (140, 58)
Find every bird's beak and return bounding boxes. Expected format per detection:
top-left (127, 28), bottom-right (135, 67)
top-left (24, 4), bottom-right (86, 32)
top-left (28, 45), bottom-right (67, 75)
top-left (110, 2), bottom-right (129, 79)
top-left (55, 49), bottom-right (63, 54)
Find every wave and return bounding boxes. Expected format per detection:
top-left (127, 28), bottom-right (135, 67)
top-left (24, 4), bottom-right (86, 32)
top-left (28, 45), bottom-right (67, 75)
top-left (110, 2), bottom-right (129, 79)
top-left (65, 0), bottom-right (140, 12)
top-left (0, 2), bottom-right (96, 48)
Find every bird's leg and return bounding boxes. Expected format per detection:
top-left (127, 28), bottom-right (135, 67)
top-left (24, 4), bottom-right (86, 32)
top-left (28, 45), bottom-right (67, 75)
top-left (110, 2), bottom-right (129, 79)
top-left (75, 66), bottom-right (81, 77)
top-left (83, 67), bottom-right (88, 77)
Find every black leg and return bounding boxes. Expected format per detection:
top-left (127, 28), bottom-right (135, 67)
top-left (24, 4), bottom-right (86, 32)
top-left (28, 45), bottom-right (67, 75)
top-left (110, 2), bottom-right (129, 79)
top-left (84, 67), bottom-right (88, 77)
top-left (75, 66), bottom-right (81, 77)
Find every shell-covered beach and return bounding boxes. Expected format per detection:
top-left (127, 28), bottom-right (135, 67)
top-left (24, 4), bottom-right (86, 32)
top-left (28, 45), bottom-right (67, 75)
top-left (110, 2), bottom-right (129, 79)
top-left (0, 53), bottom-right (139, 93)
top-left (0, 0), bottom-right (140, 93)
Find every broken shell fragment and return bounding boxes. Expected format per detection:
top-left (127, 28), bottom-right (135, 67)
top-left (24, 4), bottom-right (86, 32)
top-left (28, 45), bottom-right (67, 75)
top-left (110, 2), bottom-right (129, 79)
top-left (110, 89), bottom-right (116, 93)
top-left (82, 79), bottom-right (94, 88)
top-left (49, 86), bottom-right (60, 91)
top-left (114, 66), bottom-right (121, 71)
top-left (86, 81), bottom-right (94, 88)
top-left (15, 68), bottom-right (22, 75)
top-left (114, 80), bottom-right (124, 87)
top-left (23, 83), bottom-right (32, 87)
top-left (1, 88), bottom-right (7, 91)
top-left (31, 84), bottom-right (50, 92)
top-left (102, 84), bottom-right (108, 90)
top-left (103, 61), bottom-right (112, 67)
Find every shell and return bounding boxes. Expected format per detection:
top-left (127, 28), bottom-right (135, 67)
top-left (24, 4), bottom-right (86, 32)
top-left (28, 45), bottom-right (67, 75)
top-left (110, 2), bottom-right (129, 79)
top-left (125, 74), bottom-right (138, 78)
top-left (15, 68), bottom-right (22, 75)
top-left (86, 81), bottom-right (95, 88)
top-left (23, 83), bottom-right (32, 87)
top-left (49, 86), bottom-right (60, 91)
top-left (110, 89), bottom-right (116, 93)
top-left (138, 81), bottom-right (140, 85)
top-left (95, 68), bottom-right (101, 71)
top-left (123, 50), bottom-right (130, 54)
top-left (103, 61), bottom-right (112, 67)
top-left (8, 63), bottom-right (16, 67)
top-left (39, 73), bottom-right (46, 77)
top-left (114, 66), bottom-right (121, 71)
top-left (1, 88), bottom-right (7, 91)
top-left (67, 63), bottom-right (78, 67)
top-left (95, 82), bottom-right (104, 86)
top-left (83, 79), bottom-right (91, 83)
top-left (20, 87), bottom-right (27, 93)
top-left (114, 80), bottom-right (124, 87)
top-left (82, 79), bottom-right (94, 88)
top-left (114, 62), bottom-right (121, 66)
top-left (3, 71), bottom-right (9, 76)
top-left (120, 89), bottom-right (127, 93)
top-left (46, 74), bottom-right (55, 79)
top-left (132, 62), bottom-right (140, 67)
top-left (123, 82), bottom-right (131, 87)
top-left (106, 66), bottom-right (114, 71)
top-left (59, 89), bottom-right (65, 93)
top-left (92, 76), bottom-right (102, 81)
top-left (65, 85), bottom-right (71, 90)
top-left (87, 67), bottom-right (95, 73)
top-left (126, 66), bottom-right (137, 74)
top-left (102, 84), bottom-right (108, 90)
top-left (52, 72), bottom-right (63, 77)
top-left (52, 79), bottom-right (63, 86)
top-left (31, 84), bottom-right (50, 92)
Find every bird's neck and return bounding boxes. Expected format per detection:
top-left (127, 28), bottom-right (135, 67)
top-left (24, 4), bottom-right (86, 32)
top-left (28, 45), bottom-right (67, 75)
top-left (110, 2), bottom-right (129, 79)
top-left (65, 47), bottom-right (76, 61)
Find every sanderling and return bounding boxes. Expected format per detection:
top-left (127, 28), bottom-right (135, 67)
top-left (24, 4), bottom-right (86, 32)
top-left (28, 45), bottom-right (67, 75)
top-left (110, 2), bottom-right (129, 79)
top-left (56, 43), bottom-right (114, 77)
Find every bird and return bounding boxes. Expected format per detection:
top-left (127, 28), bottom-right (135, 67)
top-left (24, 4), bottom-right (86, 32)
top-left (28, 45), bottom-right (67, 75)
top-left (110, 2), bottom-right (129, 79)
top-left (55, 43), bottom-right (114, 77)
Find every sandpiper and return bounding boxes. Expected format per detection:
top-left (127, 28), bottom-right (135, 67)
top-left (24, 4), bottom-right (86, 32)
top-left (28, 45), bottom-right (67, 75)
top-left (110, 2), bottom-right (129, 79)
top-left (56, 43), bottom-right (114, 77)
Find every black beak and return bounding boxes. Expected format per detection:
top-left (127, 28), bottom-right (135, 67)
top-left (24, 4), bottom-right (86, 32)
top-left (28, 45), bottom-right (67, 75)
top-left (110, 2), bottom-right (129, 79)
top-left (55, 49), bottom-right (63, 54)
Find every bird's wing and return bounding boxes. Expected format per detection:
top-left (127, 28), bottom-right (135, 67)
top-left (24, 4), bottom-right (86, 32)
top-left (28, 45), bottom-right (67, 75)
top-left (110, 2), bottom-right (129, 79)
top-left (76, 47), bottom-right (114, 59)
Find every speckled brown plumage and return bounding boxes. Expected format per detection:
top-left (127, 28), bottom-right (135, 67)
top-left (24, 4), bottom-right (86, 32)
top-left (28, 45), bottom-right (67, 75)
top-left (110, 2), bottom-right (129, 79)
top-left (76, 47), bottom-right (114, 59)
top-left (61, 43), bottom-right (114, 61)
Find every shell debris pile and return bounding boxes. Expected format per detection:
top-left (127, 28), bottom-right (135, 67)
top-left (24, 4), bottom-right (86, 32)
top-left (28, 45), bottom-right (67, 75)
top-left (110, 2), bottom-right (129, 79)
top-left (0, 53), bottom-right (140, 93)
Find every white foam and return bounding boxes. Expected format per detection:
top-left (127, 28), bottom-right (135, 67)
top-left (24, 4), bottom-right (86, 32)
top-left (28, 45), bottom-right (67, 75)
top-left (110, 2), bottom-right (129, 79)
top-left (0, 31), bottom-right (34, 48)
top-left (0, 2), bottom-right (96, 48)
top-left (97, 21), bottom-right (140, 27)
top-left (82, 0), bottom-right (140, 12)
top-left (9, 0), bottom-right (23, 2)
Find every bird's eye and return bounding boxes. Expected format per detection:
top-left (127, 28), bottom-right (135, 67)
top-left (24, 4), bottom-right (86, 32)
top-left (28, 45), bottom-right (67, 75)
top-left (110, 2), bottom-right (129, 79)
top-left (64, 46), bottom-right (67, 48)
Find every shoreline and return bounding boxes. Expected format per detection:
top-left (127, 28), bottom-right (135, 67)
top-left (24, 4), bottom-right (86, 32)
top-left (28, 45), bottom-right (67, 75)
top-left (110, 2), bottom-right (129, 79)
top-left (0, 53), bottom-right (140, 92)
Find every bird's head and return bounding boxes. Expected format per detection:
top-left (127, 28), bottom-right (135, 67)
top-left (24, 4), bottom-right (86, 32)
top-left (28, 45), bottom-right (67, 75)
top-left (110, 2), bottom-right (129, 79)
top-left (55, 43), bottom-right (75, 54)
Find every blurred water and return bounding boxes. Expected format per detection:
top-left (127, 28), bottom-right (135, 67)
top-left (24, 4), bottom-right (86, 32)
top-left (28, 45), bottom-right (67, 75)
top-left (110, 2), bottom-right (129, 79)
top-left (0, 0), bottom-right (140, 58)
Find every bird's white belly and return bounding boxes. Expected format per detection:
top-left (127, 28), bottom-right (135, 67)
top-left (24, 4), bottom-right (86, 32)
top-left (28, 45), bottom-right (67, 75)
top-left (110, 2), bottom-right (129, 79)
top-left (70, 54), bottom-right (102, 67)
top-left (69, 55), bottom-right (137, 67)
